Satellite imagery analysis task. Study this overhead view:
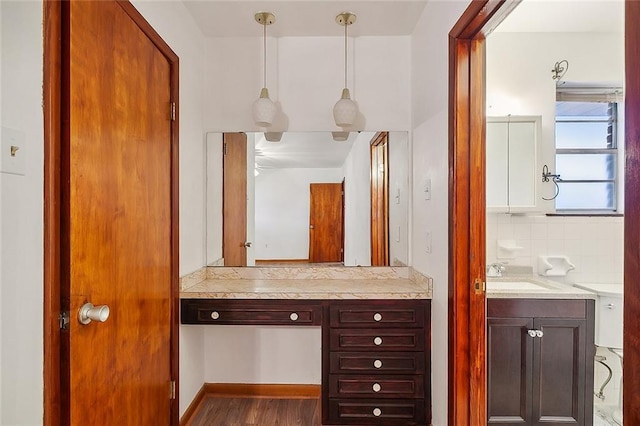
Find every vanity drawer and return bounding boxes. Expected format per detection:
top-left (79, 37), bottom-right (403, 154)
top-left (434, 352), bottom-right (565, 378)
top-left (329, 328), bottom-right (425, 351)
top-left (327, 398), bottom-right (426, 425)
top-left (328, 374), bottom-right (424, 399)
top-left (330, 301), bottom-right (426, 328)
top-left (330, 352), bottom-right (425, 374)
top-left (180, 299), bottom-right (322, 325)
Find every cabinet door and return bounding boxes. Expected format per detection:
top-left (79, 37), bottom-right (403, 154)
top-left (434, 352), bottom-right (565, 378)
top-left (486, 121), bottom-right (510, 211)
top-left (532, 318), bottom-right (587, 426)
top-left (487, 317), bottom-right (534, 425)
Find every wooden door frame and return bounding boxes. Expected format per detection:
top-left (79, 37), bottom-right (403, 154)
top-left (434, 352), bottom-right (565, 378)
top-left (448, 1), bottom-right (520, 425)
top-left (451, 1), bottom-right (640, 425)
top-left (43, 1), bottom-right (180, 424)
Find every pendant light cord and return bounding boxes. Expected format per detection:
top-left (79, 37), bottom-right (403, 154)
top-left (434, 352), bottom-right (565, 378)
top-left (344, 22), bottom-right (348, 88)
top-left (263, 22), bottom-right (267, 88)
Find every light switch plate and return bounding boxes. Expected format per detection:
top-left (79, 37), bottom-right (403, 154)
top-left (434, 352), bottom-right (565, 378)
top-left (1, 127), bottom-right (26, 176)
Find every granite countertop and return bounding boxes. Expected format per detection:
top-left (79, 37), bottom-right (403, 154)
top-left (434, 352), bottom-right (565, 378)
top-left (179, 266), bottom-right (432, 300)
top-left (487, 275), bottom-right (596, 300)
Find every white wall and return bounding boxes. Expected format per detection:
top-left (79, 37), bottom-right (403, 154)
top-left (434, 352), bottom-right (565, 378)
top-left (342, 132), bottom-right (374, 266)
top-left (389, 131), bottom-right (410, 266)
top-left (1, 2), bottom-right (44, 424)
top-left (131, 0), bottom-right (207, 415)
top-left (411, 1), bottom-right (472, 425)
top-left (254, 167), bottom-right (343, 260)
top-left (203, 36), bottom-right (411, 132)
top-left (486, 31), bottom-right (624, 208)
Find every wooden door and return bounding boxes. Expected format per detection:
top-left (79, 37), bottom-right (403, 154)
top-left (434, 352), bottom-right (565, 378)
top-left (370, 132), bottom-right (389, 266)
top-left (309, 183), bottom-right (343, 263)
top-left (487, 317), bottom-right (533, 425)
top-left (59, 1), bottom-right (178, 424)
top-left (223, 133), bottom-right (248, 266)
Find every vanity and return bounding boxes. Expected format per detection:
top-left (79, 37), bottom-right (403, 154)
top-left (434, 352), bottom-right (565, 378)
top-left (486, 277), bottom-right (596, 426)
top-left (180, 266), bottom-right (432, 425)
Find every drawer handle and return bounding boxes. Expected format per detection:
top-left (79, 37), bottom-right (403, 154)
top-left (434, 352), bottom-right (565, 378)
top-left (373, 408), bottom-right (382, 417)
top-left (290, 312), bottom-right (299, 321)
top-left (373, 336), bottom-right (383, 346)
top-left (372, 383), bottom-right (381, 392)
top-left (373, 312), bottom-right (383, 322)
top-left (211, 311), bottom-right (220, 320)
top-left (373, 359), bottom-right (383, 369)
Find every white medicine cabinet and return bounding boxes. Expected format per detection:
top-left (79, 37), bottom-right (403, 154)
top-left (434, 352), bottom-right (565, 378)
top-left (486, 115), bottom-right (542, 213)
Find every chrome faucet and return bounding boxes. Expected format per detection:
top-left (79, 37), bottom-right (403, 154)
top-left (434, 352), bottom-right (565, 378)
top-left (487, 262), bottom-right (506, 277)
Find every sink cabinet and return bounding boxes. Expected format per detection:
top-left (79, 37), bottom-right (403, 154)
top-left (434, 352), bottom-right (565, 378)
top-left (487, 299), bottom-right (595, 426)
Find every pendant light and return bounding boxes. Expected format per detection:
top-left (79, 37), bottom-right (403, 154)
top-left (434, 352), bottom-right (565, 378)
top-left (333, 12), bottom-right (358, 127)
top-left (252, 12), bottom-right (277, 127)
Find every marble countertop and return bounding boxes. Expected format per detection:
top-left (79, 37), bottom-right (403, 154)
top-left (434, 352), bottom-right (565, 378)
top-left (180, 278), bottom-right (430, 300)
top-left (487, 275), bottom-right (596, 299)
top-left (179, 266), bottom-right (432, 300)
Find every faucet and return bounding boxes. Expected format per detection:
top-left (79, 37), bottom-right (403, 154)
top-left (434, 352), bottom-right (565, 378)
top-left (487, 262), bottom-right (506, 277)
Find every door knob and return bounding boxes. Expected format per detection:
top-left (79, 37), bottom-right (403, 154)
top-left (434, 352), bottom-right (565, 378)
top-left (78, 302), bottom-right (110, 325)
top-left (243, 241), bottom-right (252, 248)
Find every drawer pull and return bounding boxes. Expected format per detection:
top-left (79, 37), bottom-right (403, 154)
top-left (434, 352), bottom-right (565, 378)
top-left (290, 312), bottom-right (299, 321)
top-left (372, 383), bottom-right (381, 392)
top-left (373, 312), bottom-right (383, 322)
top-left (373, 336), bottom-right (383, 346)
top-left (373, 359), bottom-right (383, 369)
top-left (210, 311), bottom-right (220, 320)
top-left (373, 407), bottom-right (382, 417)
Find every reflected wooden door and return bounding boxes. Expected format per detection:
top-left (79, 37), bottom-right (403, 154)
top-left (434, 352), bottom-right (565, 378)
top-left (309, 183), bottom-right (343, 263)
top-left (223, 133), bottom-right (248, 266)
top-left (62, 1), bottom-right (177, 423)
top-left (370, 132), bottom-right (389, 266)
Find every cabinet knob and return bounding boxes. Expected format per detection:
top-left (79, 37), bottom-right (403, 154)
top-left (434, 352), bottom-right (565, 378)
top-left (535, 330), bottom-right (544, 338)
top-left (373, 408), bottom-right (382, 417)
top-left (527, 329), bottom-right (536, 338)
top-left (373, 359), bottom-right (383, 369)
top-left (211, 311), bottom-right (220, 320)
top-left (290, 312), bottom-right (299, 321)
top-left (373, 312), bottom-right (383, 322)
top-left (373, 336), bottom-right (383, 346)
top-left (372, 383), bottom-right (381, 392)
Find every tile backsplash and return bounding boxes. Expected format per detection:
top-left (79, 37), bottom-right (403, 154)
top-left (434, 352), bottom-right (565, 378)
top-left (486, 213), bottom-right (624, 284)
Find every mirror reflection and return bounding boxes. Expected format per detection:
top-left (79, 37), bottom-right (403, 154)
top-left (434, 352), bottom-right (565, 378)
top-left (206, 131), bottom-right (409, 267)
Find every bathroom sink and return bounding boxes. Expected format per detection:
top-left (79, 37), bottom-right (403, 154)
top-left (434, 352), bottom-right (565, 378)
top-left (486, 281), bottom-right (551, 292)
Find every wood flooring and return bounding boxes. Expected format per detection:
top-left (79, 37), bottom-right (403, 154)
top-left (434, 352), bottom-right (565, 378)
top-left (187, 397), bottom-right (321, 426)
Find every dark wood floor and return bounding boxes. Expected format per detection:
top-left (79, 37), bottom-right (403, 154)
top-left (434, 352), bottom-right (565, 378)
top-left (187, 397), bottom-right (321, 426)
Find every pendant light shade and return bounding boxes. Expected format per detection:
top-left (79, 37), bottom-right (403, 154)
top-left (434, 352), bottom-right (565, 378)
top-left (253, 88), bottom-right (277, 127)
top-left (253, 12), bottom-right (277, 127)
top-left (334, 12), bottom-right (358, 127)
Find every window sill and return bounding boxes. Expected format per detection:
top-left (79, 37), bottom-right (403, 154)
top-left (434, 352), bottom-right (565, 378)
top-left (546, 212), bottom-right (623, 217)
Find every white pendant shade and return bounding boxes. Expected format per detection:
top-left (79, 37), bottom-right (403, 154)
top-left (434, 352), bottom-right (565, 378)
top-left (252, 87), bottom-right (277, 127)
top-left (333, 88), bottom-right (358, 127)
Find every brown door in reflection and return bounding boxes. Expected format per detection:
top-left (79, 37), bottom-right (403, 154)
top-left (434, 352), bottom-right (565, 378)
top-left (309, 183), bottom-right (344, 263)
top-left (370, 132), bottom-right (389, 266)
top-left (62, 1), bottom-right (177, 423)
top-left (223, 133), bottom-right (248, 266)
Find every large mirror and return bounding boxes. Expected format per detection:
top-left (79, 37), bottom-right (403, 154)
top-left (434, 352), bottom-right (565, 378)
top-left (206, 131), bottom-right (410, 267)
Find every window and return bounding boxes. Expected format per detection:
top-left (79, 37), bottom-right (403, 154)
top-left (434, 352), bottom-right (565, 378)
top-left (554, 90), bottom-right (622, 212)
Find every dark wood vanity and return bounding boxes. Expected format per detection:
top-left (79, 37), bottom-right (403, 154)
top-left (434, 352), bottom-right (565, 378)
top-left (181, 298), bottom-right (432, 425)
top-left (487, 299), bottom-right (595, 426)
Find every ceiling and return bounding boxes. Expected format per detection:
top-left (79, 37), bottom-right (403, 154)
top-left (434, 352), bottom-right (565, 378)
top-left (182, 1), bottom-right (428, 37)
top-left (495, 0), bottom-right (624, 33)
